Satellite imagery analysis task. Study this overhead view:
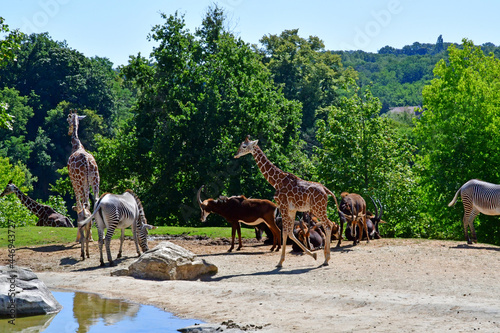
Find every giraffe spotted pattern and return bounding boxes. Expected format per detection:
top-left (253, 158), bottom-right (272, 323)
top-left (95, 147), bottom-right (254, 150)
top-left (1, 181), bottom-right (73, 227)
top-left (235, 136), bottom-right (344, 267)
top-left (67, 111), bottom-right (100, 256)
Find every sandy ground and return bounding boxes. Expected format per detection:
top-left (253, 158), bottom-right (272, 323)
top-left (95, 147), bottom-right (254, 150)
top-left (2, 235), bottom-right (500, 332)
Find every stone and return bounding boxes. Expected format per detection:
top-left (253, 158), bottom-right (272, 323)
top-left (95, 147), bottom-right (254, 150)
top-left (0, 266), bottom-right (62, 317)
top-left (178, 323), bottom-right (245, 333)
top-left (110, 268), bottom-right (130, 277)
top-left (128, 241), bottom-right (217, 280)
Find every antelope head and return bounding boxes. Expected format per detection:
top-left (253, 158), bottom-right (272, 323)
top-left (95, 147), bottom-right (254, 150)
top-left (197, 185), bottom-right (211, 222)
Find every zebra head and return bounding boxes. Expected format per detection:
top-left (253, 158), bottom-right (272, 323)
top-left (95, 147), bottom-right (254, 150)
top-left (138, 223), bottom-right (156, 252)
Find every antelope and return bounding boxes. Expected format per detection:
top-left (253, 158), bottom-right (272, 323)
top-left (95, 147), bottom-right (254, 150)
top-left (197, 186), bottom-right (282, 252)
top-left (337, 192), bottom-right (368, 247)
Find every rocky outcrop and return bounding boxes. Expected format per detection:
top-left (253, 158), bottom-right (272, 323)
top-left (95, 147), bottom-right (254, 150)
top-left (126, 241), bottom-right (217, 280)
top-left (0, 266), bottom-right (62, 317)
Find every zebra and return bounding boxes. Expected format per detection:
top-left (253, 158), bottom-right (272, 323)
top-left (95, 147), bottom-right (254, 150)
top-left (78, 189), bottom-right (156, 266)
top-left (448, 179), bottom-right (500, 244)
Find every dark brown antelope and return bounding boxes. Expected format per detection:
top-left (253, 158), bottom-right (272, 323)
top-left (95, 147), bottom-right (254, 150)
top-left (197, 186), bottom-right (282, 252)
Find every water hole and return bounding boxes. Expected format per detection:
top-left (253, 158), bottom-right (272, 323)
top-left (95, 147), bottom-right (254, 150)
top-left (0, 290), bottom-right (204, 332)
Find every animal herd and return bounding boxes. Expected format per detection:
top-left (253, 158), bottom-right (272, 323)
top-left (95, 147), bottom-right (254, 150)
top-left (1, 113), bottom-right (498, 268)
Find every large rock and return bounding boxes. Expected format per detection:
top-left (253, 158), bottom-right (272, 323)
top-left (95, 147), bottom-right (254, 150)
top-left (0, 266), bottom-right (62, 317)
top-left (127, 241), bottom-right (217, 280)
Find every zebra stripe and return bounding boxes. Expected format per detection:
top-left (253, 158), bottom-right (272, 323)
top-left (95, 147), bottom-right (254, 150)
top-left (78, 190), bottom-right (154, 266)
top-left (448, 179), bottom-right (500, 244)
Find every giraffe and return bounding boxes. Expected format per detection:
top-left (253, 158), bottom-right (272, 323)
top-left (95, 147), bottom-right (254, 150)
top-left (234, 136), bottom-right (345, 267)
top-left (0, 181), bottom-right (74, 227)
top-left (67, 110), bottom-right (100, 256)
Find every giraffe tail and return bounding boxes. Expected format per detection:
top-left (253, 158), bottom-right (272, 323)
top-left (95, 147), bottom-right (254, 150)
top-left (323, 186), bottom-right (340, 211)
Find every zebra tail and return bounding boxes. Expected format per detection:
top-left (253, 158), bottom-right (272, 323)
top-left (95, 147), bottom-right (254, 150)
top-left (77, 194), bottom-right (105, 228)
top-left (448, 187), bottom-right (462, 207)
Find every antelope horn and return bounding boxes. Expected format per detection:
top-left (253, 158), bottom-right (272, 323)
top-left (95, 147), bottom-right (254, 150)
top-left (197, 185), bottom-right (205, 206)
top-left (369, 196), bottom-right (379, 219)
top-left (377, 198), bottom-right (383, 219)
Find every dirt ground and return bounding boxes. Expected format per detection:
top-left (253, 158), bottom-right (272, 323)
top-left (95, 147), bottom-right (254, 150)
top-left (2, 235), bottom-right (500, 332)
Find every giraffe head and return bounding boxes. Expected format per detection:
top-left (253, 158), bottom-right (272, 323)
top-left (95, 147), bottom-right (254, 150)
top-left (67, 110), bottom-right (86, 136)
top-left (0, 180), bottom-right (16, 197)
top-left (234, 135), bottom-right (258, 158)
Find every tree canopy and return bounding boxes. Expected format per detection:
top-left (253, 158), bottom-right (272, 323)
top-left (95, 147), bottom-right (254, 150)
top-left (2, 9), bottom-right (500, 246)
top-left (414, 39), bottom-right (500, 242)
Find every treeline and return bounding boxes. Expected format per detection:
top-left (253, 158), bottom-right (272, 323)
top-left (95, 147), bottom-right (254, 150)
top-left (1, 7), bottom-right (500, 245)
top-left (337, 35), bottom-right (500, 112)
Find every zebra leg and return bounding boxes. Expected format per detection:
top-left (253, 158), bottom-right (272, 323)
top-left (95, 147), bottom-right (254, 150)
top-left (105, 228), bottom-right (116, 266)
top-left (117, 228), bottom-right (124, 259)
top-left (469, 219), bottom-right (478, 244)
top-left (463, 209), bottom-right (478, 245)
top-left (97, 227), bottom-right (105, 267)
top-left (132, 222), bottom-right (141, 256)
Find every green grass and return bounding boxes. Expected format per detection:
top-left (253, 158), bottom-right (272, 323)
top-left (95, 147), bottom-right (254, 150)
top-left (0, 225), bottom-right (257, 248)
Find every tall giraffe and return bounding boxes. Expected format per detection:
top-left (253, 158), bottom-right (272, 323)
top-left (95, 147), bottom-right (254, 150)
top-left (67, 110), bottom-right (100, 255)
top-left (234, 136), bottom-right (344, 267)
top-left (0, 181), bottom-right (73, 227)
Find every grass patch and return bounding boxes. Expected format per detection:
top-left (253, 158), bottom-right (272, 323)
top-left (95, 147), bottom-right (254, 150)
top-left (0, 225), bottom-right (257, 248)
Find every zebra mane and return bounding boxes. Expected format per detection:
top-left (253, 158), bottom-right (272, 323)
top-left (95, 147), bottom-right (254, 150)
top-left (125, 189), bottom-right (147, 226)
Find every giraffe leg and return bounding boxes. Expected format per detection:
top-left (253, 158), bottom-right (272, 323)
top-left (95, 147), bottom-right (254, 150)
top-left (84, 223), bottom-right (91, 258)
top-left (79, 227), bottom-right (86, 260)
top-left (323, 224), bottom-right (332, 266)
top-left (277, 209), bottom-right (317, 268)
top-left (336, 215), bottom-right (344, 248)
top-left (313, 210), bottom-right (333, 266)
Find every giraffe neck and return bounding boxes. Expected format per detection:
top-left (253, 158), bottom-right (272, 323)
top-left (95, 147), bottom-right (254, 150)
top-left (71, 124), bottom-right (84, 153)
top-left (12, 186), bottom-right (46, 219)
top-left (252, 145), bottom-right (287, 189)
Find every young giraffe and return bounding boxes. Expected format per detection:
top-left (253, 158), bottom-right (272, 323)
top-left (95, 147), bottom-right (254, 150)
top-left (234, 136), bottom-right (344, 267)
top-left (0, 181), bottom-right (73, 227)
top-left (67, 110), bottom-right (100, 257)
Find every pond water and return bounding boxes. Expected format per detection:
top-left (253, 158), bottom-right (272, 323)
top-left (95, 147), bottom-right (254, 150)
top-left (0, 290), bottom-right (204, 332)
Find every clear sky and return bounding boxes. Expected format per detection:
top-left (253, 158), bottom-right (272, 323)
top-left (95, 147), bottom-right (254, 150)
top-left (2, 0), bottom-right (500, 67)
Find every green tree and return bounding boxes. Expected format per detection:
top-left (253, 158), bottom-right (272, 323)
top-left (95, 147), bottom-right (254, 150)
top-left (0, 87), bottom-right (34, 163)
top-left (259, 29), bottom-right (357, 143)
top-left (0, 157), bottom-right (37, 227)
top-left (119, 7), bottom-right (306, 225)
top-left (315, 89), bottom-right (418, 237)
top-left (0, 17), bottom-right (23, 129)
top-left (414, 39), bottom-right (500, 243)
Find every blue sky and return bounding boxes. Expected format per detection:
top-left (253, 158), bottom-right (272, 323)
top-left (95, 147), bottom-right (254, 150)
top-left (2, 0), bottom-right (500, 67)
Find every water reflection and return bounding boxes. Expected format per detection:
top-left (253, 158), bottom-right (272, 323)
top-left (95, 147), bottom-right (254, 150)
top-left (72, 292), bottom-right (140, 332)
top-left (0, 291), bottom-right (203, 333)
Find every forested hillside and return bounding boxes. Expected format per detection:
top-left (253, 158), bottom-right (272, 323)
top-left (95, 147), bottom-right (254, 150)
top-left (337, 36), bottom-right (500, 112)
top-left (2, 7), bottom-right (500, 245)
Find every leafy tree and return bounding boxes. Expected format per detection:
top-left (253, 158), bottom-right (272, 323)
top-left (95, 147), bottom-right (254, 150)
top-left (259, 29), bottom-right (357, 142)
top-left (315, 88), bottom-right (418, 237)
top-left (119, 7), bottom-right (306, 225)
top-left (0, 87), bottom-right (34, 163)
top-left (0, 17), bottom-right (23, 130)
top-left (0, 157), bottom-right (37, 227)
top-left (414, 39), bottom-right (500, 243)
